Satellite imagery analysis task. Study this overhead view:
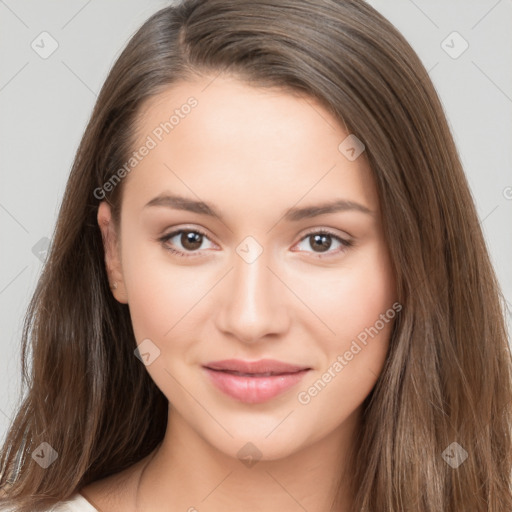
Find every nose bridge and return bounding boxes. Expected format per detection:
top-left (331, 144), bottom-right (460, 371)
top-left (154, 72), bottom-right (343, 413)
top-left (215, 242), bottom-right (289, 343)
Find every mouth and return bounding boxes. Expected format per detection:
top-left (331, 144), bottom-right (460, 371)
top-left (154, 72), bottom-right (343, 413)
top-left (208, 369), bottom-right (300, 377)
top-left (202, 359), bottom-right (311, 404)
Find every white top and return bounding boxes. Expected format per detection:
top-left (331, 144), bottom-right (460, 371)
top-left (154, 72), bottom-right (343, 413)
top-left (0, 493), bottom-right (99, 512)
top-left (51, 493), bottom-right (99, 511)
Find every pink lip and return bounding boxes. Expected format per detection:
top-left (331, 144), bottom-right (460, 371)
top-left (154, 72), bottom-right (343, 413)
top-left (202, 359), bottom-right (311, 404)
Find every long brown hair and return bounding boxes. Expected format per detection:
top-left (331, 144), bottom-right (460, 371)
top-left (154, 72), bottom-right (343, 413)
top-left (1, 1), bottom-right (511, 510)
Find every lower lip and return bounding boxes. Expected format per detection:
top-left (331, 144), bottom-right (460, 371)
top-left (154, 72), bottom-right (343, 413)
top-left (203, 367), bottom-right (310, 404)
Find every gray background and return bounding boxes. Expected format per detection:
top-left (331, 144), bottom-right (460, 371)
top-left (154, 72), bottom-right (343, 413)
top-left (1, 0), bottom-right (511, 442)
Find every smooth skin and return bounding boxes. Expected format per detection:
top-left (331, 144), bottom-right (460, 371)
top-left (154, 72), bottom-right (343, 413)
top-left (88, 75), bottom-right (397, 512)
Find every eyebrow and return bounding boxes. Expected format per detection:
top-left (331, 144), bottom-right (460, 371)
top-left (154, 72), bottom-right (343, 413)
top-left (143, 193), bottom-right (373, 221)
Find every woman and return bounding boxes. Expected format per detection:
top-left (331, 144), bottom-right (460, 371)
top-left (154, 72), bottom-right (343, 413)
top-left (1, 0), bottom-right (511, 510)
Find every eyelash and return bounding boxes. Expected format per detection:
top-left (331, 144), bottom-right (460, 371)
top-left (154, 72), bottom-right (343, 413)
top-left (158, 227), bottom-right (353, 259)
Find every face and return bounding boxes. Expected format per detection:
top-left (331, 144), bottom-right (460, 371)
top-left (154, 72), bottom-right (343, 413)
top-left (98, 75), bottom-right (397, 461)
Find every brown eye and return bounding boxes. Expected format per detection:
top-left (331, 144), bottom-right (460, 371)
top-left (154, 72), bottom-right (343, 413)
top-left (309, 233), bottom-right (333, 252)
top-left (294, 230), bottom-right (353, 257)
top-left (180, 231), bottom-right (203, 251)
top-left (158, 228), bottom-right (215, 258)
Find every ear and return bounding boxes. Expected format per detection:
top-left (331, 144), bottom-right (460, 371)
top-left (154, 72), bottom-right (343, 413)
top-left (97, 201), bottom-right (128, 304)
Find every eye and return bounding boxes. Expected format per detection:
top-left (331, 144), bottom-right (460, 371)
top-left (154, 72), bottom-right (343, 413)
top-left (293, 229), bottom-right (353, 258)
top-left (158, 227), bottom-right (353, 259)
top-left (158, 228), bottom-right (216, 258)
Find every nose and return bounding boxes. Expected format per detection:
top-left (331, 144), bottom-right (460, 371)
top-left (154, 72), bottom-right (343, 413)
top-left (214, 249), bottom-right (291, 344)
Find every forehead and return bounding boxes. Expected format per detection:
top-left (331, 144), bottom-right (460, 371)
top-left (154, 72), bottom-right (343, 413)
top-left (122, 75), bottom-right (378, 219)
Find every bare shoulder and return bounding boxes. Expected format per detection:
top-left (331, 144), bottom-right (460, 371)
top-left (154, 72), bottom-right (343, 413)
top-left (80, 455), bottom-right (152, 512)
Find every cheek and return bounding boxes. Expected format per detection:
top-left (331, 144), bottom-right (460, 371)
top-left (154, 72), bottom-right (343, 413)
top-left (295, 240), bottom-right (396, 346)
top-left (294, 241), bottom-right (396, 413)
top-left (119, 232), bottom-right (202, 345)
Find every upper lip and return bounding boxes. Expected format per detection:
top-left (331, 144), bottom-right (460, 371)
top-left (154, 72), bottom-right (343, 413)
top-left (203, 358), bottom-right (310, 375)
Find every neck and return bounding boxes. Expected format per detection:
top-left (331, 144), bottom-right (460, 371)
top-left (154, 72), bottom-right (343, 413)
top-left (135, 404), bottom-right (360, 512)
